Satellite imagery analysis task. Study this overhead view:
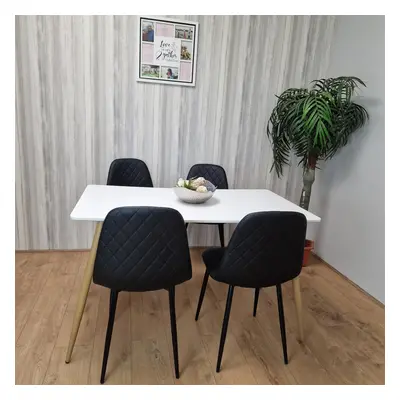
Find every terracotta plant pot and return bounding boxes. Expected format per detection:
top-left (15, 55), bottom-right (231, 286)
top-left (303, 240), bottom-right (314, 266)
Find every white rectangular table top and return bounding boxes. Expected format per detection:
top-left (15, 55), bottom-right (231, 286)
top-left (71, 185), bottom-right (321, 224)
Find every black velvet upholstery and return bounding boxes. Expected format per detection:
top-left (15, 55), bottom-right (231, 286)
top-left (93, 207), bottom-right (192, 292)
top-left (107, 158), bottom-right (153, 187)
top-left (202, 211), bottom-right (307, 288)
top-left (187, 164), bottom-right (228, 189)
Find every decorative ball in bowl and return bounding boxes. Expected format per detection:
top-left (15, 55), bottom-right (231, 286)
top-left (174, 177), bottom-right (216, 204)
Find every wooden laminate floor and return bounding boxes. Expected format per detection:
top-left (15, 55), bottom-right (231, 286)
top-left (15, 249), bottom-right (385, 385)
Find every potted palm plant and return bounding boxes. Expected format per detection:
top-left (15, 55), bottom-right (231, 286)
top-left (267, 76), bottom-right (369, 264)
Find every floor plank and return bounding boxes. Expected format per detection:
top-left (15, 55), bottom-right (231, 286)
top-left (296, 272), bottom-right (385, 383)
top-left (255, 287), bottom-right (338, 384)
top-left (276, 281), bottom-right (381, 385)
top-left (230, 315), bottom-right (297, 384)
top-left (16, 264), bottom-right (76, 384)
top-left (131, 336), bottom-right (174, 385)
top-left (202, 332), bottom-right (257, 384)
top-left (161, 284), bottom-right (216, 385)
top-left (15, 249), bottom-right (385, 385)
top-left (226, 287), bottom-right (298, 385)
top-left (43, 345), bottom-right (92, 384)
top-left (15, 253), bottom-right (55, 341)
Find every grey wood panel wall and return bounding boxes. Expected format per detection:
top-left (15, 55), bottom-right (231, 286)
top-left (15, 15), bottom-right (335, 250)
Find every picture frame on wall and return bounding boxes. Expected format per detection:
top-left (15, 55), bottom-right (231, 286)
top-left (137, 16), bottom-right (199, 87)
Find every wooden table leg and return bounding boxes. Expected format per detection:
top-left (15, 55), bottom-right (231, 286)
top-left (65, 222), bottom-right (102, 363)
top-left (292, 276), bottom-right (304, 342)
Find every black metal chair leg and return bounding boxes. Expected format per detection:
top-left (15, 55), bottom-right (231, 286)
top-left (100, 290), bottom-right (119, 384)
top-left (253, 288), bottom-right (260, 317)
top-left (168, 286), bottom-right (180, 379)
top-left (195, 271), bottom-right (210, 321)
top-left (276, 284), bottom-right (288, 364)
top-left (218, 223), bottom-right (225, 247)
top-left (216, 285), bottom-right (234, 372)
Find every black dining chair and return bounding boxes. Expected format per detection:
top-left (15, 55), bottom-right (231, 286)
top-left (107, 158), bottom-right (153, 187)
top-left (186, 163), bottom-right (228, 247)
top-left (92, 206), bottom-right (192, 383)
top-left (194, 211), bottom-right (307, 372)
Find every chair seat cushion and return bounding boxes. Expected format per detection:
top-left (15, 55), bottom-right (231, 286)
top-left (202, 247), bottom-right (226, 272)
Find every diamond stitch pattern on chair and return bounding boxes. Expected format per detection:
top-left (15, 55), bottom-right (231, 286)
top-left (107, 158), bottom-right (153, 187)
top-left (187, 163), bottom-right (228, 189)
top-left (204, 211), bottom-right (307, 288)
top-left (93, 207), bottom-right (192, 292)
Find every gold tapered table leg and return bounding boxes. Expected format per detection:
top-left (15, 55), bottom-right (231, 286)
top-left (292, 276), bottom-right (304, 342)
top-left (65, 222), bottom-right (102, 363)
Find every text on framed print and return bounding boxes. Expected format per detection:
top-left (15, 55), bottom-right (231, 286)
top-left (138, 16), bottom-right (198, 87)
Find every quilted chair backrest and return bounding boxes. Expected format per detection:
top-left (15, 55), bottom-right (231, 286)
top-left (93, 207), bottom-right (192, 292)
top-left (187, 164), bottom-right (228, 189)
top-left (212, 211), bottom-right (307, 288)
top-left (107, 158), bottom-right (153, 187)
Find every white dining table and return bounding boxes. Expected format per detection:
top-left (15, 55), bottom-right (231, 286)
top-left (65, 184), bottom-right (321, 363)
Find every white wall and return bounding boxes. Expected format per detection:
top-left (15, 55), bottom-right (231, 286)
top-left (15, 15), bottom-right (335, 250)
top-left (310, 16), bottom-right (385, 303)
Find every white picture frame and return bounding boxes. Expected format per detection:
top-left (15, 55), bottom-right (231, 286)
top-left (137, 16), bottom-right (199, 87)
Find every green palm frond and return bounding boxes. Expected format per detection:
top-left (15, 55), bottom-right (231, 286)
top-left (266, 76), bottom-right (368, 177)
top-left (312, 76), bottom-right (366, 104)
top-left (323, 102), bottom-right (369, 159)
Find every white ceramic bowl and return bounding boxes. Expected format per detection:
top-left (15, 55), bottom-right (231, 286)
top-left (174, 180), bottom-right (216, 204)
